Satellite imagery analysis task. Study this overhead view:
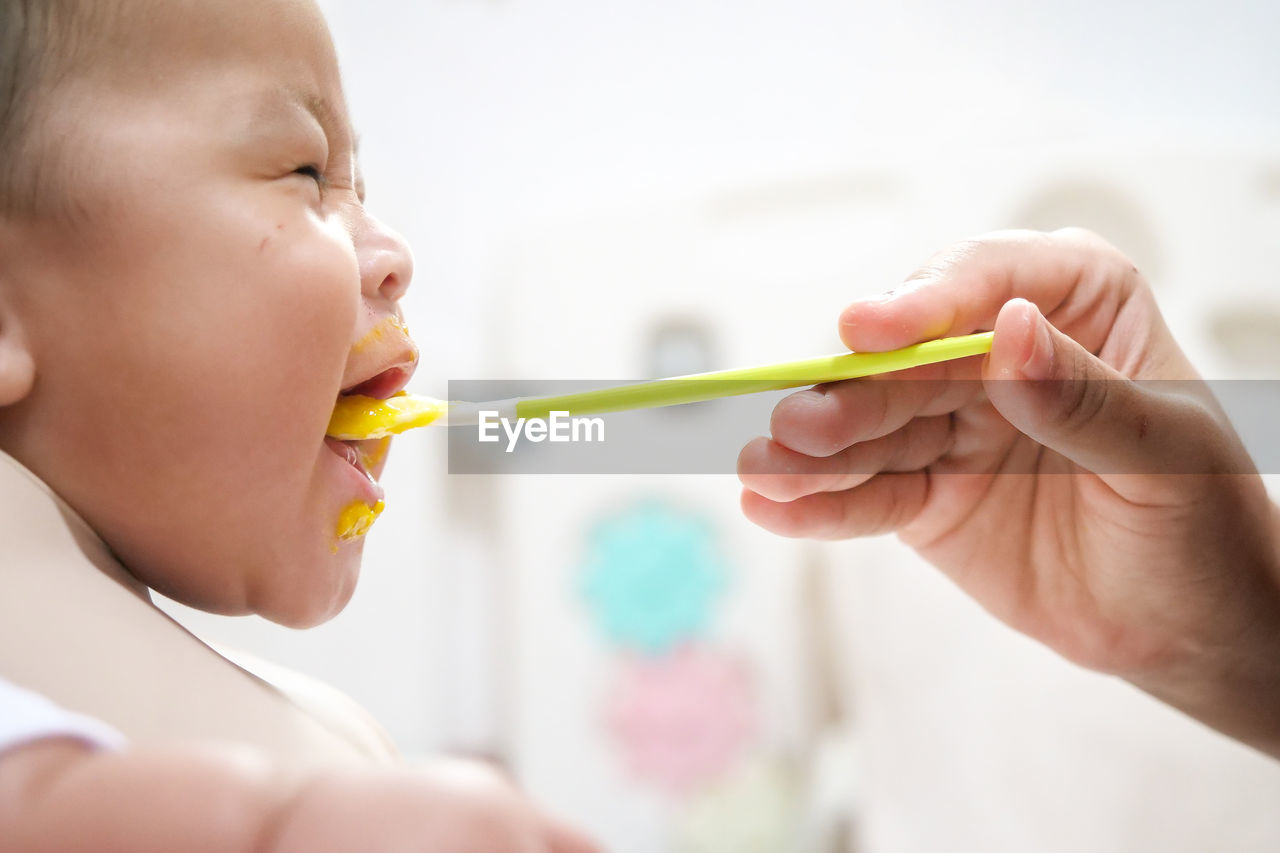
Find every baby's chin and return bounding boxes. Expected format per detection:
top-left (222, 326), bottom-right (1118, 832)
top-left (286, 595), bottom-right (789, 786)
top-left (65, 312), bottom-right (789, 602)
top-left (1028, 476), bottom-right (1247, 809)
top-left (124, 524), bottom-right (365, 629)
top-left (249, 537), bottom-right (365, 629)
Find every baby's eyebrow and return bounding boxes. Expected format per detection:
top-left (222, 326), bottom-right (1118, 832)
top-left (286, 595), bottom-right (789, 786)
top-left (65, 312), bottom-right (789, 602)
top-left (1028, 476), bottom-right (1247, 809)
top-left (298, 91), bottom-right (345, 141)
top-left (242, 89), bottom-right (363, 195)
top-left (248, 88), bottom-right (357, 153)
top-left (299, 92), bottom-right (363, 186)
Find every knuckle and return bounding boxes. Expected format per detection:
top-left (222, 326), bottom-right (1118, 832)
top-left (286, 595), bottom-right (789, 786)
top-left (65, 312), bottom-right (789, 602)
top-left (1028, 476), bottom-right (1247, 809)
top-left (1112, 250), bottom-right (1147, 291)
top-left (735, 437), bottom-right (770, 478)
top-left (1052, 225), bottom-right (1108, 249)
top-left (982, 227), bottom-right (1047, 246)
top-left (1054, 226), bottom-right (1140, 273)
top-left (1054, 357), bottom-right (1111, 437)
top-left (1171, 393), bottom-right (1244, 474)
top-left (906, 414), bottom-right (954, 467)
top-left (903, 238), bottom-right (985, 285)
top-left (877, 425), bottom-right (916, 472)
top-left (1052, 226), bottom-right (1149, 296)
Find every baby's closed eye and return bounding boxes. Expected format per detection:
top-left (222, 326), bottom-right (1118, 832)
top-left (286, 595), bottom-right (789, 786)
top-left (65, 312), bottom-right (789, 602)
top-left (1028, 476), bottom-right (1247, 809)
top-left (293, 164), bottom-right (329, 193)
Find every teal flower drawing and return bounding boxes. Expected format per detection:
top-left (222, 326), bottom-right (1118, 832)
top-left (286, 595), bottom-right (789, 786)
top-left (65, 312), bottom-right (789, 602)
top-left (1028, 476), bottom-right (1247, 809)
top-left (580, 501), bottom-right (727, 654)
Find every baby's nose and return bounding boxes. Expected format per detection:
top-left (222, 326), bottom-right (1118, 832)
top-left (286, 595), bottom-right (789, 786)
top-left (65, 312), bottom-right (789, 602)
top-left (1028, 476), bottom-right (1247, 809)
top-left (358, 215), bottom-right (414, 304)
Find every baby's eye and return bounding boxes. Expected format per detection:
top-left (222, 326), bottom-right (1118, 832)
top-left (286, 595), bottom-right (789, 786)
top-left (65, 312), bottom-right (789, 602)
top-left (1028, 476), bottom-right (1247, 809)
top-left (293, 164), bottom-right (328, 192)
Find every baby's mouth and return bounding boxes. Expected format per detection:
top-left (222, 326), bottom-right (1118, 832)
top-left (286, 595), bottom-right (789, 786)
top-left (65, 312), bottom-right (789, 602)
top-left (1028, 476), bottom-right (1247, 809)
top-left (326, 357), bottom-right (417, 480)
top-left (340, 364), bottom-right (415, 400)
top-left (324, 436), bottom-right (377, 484)
top-left (328, 362), bottom-right (415, 445)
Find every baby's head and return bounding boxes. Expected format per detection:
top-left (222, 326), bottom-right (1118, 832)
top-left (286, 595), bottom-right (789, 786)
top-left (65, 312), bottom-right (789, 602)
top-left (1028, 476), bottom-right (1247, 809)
top-left (0, 0), bottom-right (416, 627)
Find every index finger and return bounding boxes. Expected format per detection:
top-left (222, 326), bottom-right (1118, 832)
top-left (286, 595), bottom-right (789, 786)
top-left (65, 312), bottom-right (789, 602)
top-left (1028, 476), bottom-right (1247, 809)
top-left (840, 228), bottom-right (1144, 352)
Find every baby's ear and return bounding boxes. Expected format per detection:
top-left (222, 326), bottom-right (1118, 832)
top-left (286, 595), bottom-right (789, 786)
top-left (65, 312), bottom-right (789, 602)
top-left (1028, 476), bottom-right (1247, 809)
top-left (0, 288), bottom-right (35, 407)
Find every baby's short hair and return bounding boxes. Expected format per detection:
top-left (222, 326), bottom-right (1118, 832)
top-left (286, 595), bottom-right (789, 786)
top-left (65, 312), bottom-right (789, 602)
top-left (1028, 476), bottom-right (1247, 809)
top-left (0, 1), bottom-right (117, 220)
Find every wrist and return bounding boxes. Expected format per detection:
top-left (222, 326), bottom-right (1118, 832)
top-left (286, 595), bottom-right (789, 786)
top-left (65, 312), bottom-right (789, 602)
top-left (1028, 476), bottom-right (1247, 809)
top-left (1129, 508), bottom-right (1280, 759)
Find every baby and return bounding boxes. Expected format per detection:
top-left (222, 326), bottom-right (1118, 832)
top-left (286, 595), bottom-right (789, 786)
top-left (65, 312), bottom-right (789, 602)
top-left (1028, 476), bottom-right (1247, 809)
top-left (0, 0), bottom-right (596, 850)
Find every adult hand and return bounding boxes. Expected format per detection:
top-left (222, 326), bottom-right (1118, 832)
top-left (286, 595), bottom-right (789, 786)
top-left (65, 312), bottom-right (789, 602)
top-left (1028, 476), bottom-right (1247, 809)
top-left (739, 228), bottom-right (1280, 757)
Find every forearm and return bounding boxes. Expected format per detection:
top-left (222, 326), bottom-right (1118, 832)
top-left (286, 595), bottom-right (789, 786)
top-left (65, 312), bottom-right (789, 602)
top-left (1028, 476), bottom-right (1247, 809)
top-left (1130, 500), bottom-right (1280, 760)
top-left (1134, 639), bottom-right (1280, 760)
top-left (0, 740), bottom-right (293, 853)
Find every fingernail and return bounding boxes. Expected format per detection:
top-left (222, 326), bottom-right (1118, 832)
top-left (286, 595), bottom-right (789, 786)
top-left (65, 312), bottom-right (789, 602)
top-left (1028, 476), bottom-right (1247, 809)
top-left (1021, 312), bottom-right (1055, 380)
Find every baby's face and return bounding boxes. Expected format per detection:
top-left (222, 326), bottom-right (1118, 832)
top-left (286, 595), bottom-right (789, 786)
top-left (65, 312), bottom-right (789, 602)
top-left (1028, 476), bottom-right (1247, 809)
top-left (0, 0), bottom-right (416, 626)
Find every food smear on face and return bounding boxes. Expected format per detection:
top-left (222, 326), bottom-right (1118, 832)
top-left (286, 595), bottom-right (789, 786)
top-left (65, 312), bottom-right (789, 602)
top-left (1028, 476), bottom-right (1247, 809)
top-left (353, 315), bottom-right (411, 353)
top-left (335, 499), bottom-right (385, 544)
top-left (327, 392), bottom-right (445, 440)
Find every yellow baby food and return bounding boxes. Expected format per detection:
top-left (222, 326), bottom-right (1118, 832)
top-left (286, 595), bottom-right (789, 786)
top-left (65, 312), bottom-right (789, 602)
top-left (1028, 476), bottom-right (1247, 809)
top-left (327, 392), bottom-right (446, 440)
top-left (335, 499), bottom-right (385, 544)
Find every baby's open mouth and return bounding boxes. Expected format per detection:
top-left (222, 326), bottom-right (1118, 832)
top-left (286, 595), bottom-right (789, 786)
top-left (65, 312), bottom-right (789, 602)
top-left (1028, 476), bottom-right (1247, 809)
top-left (326, 389), bottom-right (446, 442)
top-left (324, 436), bottom-right (376, 482)
top-left (325, 408), bottom-right (391, 546)
top-left (340, 365), bottom-right (415, 400)
top-left (326, 362), bottom-right (420, 443)
top-left (325, 432), bottom-right (384, 491)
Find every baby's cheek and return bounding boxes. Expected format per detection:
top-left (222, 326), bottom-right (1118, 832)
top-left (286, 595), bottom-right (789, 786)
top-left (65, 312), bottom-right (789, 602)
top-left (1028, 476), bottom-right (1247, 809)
top-left (254, 228), bottom-right (360, 387)
top-left (292, 229), bottom-right (361, 346)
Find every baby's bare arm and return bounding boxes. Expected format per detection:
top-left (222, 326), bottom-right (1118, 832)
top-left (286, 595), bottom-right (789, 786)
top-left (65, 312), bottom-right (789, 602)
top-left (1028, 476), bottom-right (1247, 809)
top-left (0, 738), bottom-right (284, 852)
top-left (0, 739), bottom-right (600, 853)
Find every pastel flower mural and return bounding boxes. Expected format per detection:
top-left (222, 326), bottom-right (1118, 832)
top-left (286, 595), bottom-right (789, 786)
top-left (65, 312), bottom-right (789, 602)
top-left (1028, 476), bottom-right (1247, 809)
top-left (605, 646), bottom-right (755, 792)
top-left (581, 501), bottom-right (726, 655)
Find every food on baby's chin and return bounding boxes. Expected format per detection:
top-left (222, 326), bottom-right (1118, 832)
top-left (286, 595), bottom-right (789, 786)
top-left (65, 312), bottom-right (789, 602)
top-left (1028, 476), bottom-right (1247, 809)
top-left (335, 499), bottom-right (385, 544)
top-left (327, 392), bottom-right (445, 440)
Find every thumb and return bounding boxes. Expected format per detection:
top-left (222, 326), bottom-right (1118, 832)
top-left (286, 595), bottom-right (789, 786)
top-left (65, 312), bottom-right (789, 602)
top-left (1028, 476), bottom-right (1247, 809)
top-left (984, 298), bottom-right (1190, 476)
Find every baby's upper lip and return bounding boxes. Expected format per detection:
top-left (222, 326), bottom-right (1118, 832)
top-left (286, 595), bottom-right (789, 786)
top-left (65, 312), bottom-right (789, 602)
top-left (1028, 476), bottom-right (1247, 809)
top-left (339, 345), bottom-right (419, 400)
top-left (340, 363), bottom-right (416, 399)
